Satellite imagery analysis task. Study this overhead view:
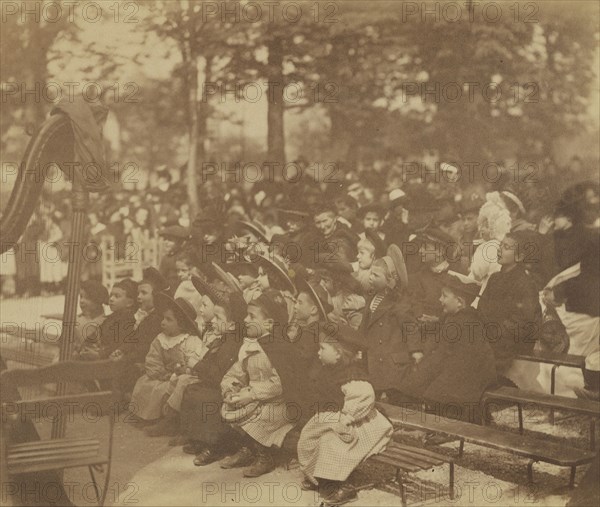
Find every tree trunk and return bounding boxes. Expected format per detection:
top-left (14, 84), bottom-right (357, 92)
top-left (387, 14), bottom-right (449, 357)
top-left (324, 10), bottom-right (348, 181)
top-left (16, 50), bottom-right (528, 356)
top-left (186, 56), bottom-right (200, 218)
top-left (266, 37), bottom-right (285, 165)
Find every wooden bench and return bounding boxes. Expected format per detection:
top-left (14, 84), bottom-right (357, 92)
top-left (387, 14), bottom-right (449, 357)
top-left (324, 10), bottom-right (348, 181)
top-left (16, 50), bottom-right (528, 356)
top-left (370, 440), bottom-right (454, 506)
top-left (517, 350), bottom-right (587, 423)
top-left (483, 387), bottom-right (600, 450)
top-left (1, 360), bottom-right (122, 506)
top-left (377, 402), bottom-right (596, 488)
top-left (282, 428), bottom-right (453, 505)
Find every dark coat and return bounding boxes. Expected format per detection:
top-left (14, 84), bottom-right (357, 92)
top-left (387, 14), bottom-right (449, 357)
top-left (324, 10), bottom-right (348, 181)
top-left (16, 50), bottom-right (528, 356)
top-left (478, 265), bottom-right (542, 375)
top-left (408, 268), bottom-right (447, 318)
top-left (98, 308), bottom-right (136, 358)
top-left (360, 290), bottom-right (420, 391)
top-left (180, 330), bottom-right (242, 445)
top-left (120, 310), bottom-right (163, 363)
top-left (399, 307), bottom-right (497, 420)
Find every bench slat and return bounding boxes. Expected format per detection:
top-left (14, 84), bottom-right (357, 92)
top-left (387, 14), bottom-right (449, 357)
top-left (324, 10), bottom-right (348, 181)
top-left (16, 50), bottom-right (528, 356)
top-left (485, 387), bottom-right (600, 416)
top-left (7, 454), bottom-right (109, 475)
top-left (370, 454), bottom-right (422, 472)
top-left (9, 443), bottom-right (100, 459)
top-left (378, 402), bottom-right (596, 467)
top-left (517, 351), bottom-right (585, 369)
top-left (388, 441), bottom-right (454, 462)
top-left (382, 446), bottom-right (444, 468)
top-left (7, 438), bottom-right (99, 451)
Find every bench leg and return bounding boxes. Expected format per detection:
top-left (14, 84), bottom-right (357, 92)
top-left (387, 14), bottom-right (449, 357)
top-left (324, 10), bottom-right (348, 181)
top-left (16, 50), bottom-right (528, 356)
top-left (518, 404), bottom-right (524, 434)
top-left (396, 468), bottom-right (407, 507)
top-left (527, 460), bottom-right (535, 484)
top-left (88, 466), bottom-right (102, 504)
top-left (590, 419), bottom-right (596, 451)
top-left (569, 466), bottom-right (576, 489)
top-left (458, 439), bottom-right (464, 457)
top-left (549, 365), bottom-right (558, 424)
top-left (449, 462), bottom-right (455, 500)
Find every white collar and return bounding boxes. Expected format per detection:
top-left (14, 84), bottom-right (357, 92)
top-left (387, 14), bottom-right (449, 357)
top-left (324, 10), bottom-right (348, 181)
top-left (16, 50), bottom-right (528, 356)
top-left (157, 332), bottom-right (189, 350)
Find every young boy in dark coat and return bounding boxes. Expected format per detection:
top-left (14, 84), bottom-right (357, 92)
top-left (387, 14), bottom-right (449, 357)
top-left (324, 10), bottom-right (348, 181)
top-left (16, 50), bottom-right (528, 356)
top-left (399, 271), bottom-right (497, 423)
top-left (360, 244), bottom-right (420, 401)
top-left (79, 279), bottom-right (137, 360)
top-left (478, 231), bottom-right (542, 383)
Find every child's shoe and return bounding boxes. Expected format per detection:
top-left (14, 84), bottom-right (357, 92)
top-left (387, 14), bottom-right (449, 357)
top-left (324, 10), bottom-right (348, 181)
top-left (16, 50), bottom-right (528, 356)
top-left (243, 450), bottom-right (276, 477)
top-left (322, 483), bottom-right (357, 505)
top-left (220, 446), bottom-right (254, 469)
top-left (193, 448), bottom-right (223, 466)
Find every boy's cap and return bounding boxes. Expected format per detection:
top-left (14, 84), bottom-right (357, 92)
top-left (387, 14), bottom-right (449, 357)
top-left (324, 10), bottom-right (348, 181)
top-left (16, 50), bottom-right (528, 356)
top-left (379, 244), bottom-right (408, 288)
top-left (113, 279), bottom-right (138, 301)
top-left (81, 279), bottom-right (109, 306)
top-left (250, 289), bottom-right (289, 325)
top-left (155, 292), bottom-right (200, 335)
top-left (141, 267), bottom-right (170, 293)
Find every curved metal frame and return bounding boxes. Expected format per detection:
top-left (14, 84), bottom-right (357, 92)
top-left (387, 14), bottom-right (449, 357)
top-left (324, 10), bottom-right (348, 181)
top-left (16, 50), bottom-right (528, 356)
top-left (1, 113), bottom-right (74, 253)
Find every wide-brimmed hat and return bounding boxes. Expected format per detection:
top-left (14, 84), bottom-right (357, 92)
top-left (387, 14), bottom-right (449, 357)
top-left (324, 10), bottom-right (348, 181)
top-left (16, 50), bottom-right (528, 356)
top-left (253, 254), bottom-right (297, 295)
top-left (296, 275), bottom-right (333, 322)
top-left (440, 271), bottom-right (481, 305)
top-left (141, 267), bottom-right (170, 293)
top-left (154, 292), bottom-right (200, 335)
top-left (379, 244), bottom-right (408, 288)
top-left (232, 220), bottom-right (270, 243)
top-left (191, 275), bottom-right (247, 322)
top-left (211, 262), bottom-right (244, 295)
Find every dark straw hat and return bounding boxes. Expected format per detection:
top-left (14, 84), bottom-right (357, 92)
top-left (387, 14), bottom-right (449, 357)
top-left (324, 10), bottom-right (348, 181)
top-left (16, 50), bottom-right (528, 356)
top-left (296, 275), bottom-right (333, 322)
top-left (154, 292), bottom-right (200, 335)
